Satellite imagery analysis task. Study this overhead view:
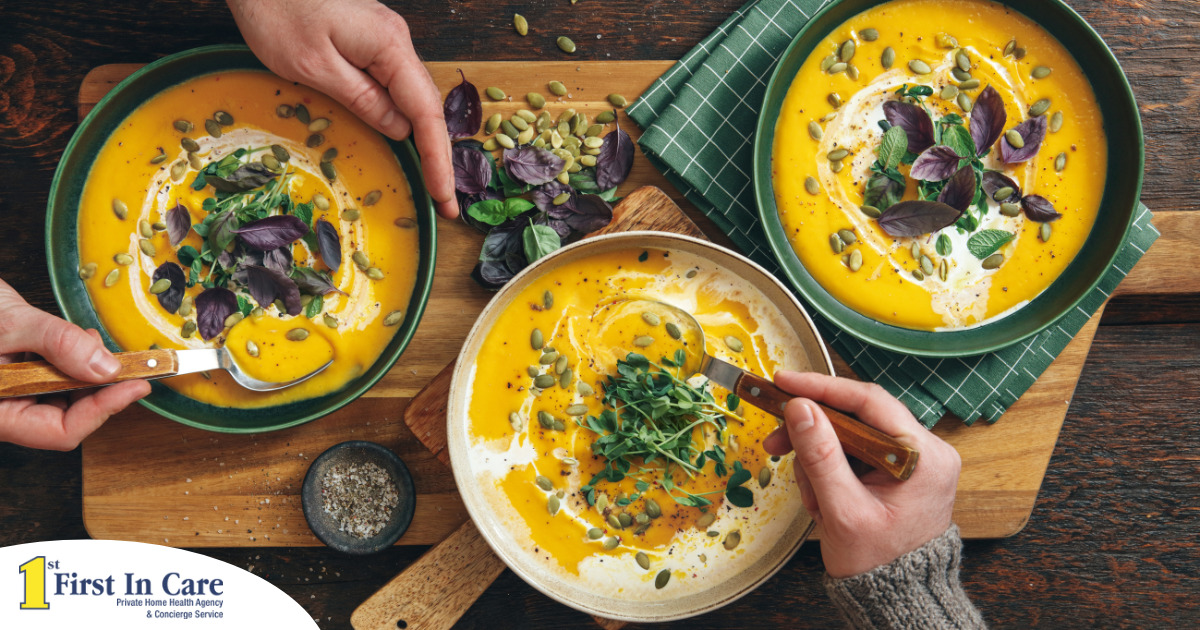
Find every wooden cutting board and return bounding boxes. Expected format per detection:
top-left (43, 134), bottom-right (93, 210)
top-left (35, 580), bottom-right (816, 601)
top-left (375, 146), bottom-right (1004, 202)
top-left (79, 61), bottom-right (1192, 549)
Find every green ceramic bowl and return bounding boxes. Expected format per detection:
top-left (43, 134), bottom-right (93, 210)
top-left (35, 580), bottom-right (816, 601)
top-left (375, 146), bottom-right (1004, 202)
top-left (754, 0), bottom-right (1143, 357)
top-left (45, 45), bottom-right (437, 433)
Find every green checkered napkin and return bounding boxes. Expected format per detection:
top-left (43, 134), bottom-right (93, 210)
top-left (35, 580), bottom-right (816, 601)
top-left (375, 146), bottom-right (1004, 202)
top-left (626, 0), bottom-right (1160, 427)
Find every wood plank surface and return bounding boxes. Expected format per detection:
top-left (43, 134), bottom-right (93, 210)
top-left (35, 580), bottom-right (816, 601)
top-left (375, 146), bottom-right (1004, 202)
top-left (78, 61), bottom-right (1193, 548)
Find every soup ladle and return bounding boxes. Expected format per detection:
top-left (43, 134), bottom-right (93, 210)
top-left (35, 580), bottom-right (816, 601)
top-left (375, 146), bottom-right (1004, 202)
top-left (594, 297), bottom-right (919, 480)
top-left (0, 347), bottom-right (332, 399)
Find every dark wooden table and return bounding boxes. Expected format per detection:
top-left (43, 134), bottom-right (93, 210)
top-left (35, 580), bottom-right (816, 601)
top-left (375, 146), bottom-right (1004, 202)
top-left (2, 1), bottom-right (1197, 627)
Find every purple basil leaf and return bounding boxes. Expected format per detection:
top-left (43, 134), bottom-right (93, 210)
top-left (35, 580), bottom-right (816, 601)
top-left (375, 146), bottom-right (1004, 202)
top-left (970, 86), bottom-right (1007, 157)
top-left (472, 260), bottom-right (515, 290)
top-left (235, 264), bottom-right (302, 316)
top-left (195, 287), bottom-right (238, 340)
top-left (165, 202), bottom-right (192, 247)
top-left (453, 142), bottom-right (493, 194)
top-left (877, 201), bottom-right (963, 237)
top-left (595, 126), bottom-right (635, 190)
top-left (1000, 116), bottom-right (1048, 164)
top-left (938, 166), bottom-right (977, 211)
top-left (982, 171), bottom-right (1022, 203)
top-left (208, 211), bottom-right (240, 253)
top-left (206, 163), bottom-right (277, 193)
top-left (315, 219), bottom-right (341, 272)
top-left (565, 194), bottom-right (614, 234)
top-left (1021, 194), bottom-right (1063, 222)
top-left (883, 101), bottom-right (935, 153)
top-left (152, 262), bottom-right (185, 314)
top-left (504, 146), bottom-right (566, 186)
top-left (909, 146), bottom-right (963, 181)
top-left (443, 69), bottom-right (482, 140)
top-left (291, 267), bottom-right (344, 296)
top-left (262, 246), bottom-right (293, 274)
top-left (533, 181), bottom-right (577, 215)
top-left (235, 215), bottom-right (309, 251)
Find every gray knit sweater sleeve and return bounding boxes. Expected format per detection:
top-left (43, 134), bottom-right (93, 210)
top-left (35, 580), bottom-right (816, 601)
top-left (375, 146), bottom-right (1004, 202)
top-left (823, 524), bottom-right (985, 629)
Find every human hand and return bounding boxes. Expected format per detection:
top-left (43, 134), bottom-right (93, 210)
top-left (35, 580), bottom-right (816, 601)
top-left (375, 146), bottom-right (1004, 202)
top-left (227, 0), bottom-right (458, 219)
top-left (0, 279), bottom-right (150, 451)
top-left (763, 372), bottom-right (961, 578)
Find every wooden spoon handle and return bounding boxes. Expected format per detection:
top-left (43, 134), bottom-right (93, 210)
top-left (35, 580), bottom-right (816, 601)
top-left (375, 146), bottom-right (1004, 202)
top-left (351, 521), bottom-right (506, 630)
top-left (734, 372), bottom-right (920, 480)
top-left (0, 349), bottom-right (177, 399)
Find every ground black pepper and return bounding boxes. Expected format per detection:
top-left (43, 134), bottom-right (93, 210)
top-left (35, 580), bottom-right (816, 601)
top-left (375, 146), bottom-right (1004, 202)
top-left (321, 462), bottom-right (399, 538)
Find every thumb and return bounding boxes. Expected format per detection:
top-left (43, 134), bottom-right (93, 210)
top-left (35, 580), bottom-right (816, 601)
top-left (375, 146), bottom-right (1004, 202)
top-left (309, 53), bottom-right (413, 142)
top-left (5, 308), bottom-right (120, 383)
top-left (784, 399), bottom-right (872, 517)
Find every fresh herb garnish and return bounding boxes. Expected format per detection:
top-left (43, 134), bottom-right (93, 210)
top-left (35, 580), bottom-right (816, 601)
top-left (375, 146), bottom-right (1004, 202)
top-left (580, 351), bottom-right (753, 510)
top-left (967, 229), bottom-right (1015, 259)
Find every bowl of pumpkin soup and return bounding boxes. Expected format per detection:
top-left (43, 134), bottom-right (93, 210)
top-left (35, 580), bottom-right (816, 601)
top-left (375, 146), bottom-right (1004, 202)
top-left (45, 46), bottom-right (436, 432)
top-left (754, 0), bottom-right (1143, 356)
top-left (448, 232), bottom-right (830, 621)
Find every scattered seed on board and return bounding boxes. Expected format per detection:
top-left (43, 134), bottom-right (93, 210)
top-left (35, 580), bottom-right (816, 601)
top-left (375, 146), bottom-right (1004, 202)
top-left (496, 134), bottom-right (516, 150)
top-left (724, 336), bottom-right (744, 353)
top-left (513, 13), bottom-right (528, 36)
top-left (548, 81), bottom-right (568, 96)
top-left (557, 36), bottom-right (576, 54)
top-left (608, 94), bottom-right (628, 108)
top-left (805, 176), bottom-right (820, 196)
top-left (485, 86), bottom-right (506, 101)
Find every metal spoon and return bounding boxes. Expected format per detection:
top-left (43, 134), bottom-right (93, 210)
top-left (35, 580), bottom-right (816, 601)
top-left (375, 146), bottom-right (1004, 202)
top-left (0, 347), bottom-right (331, 399)
top-left (595, 297), bottom-right (919, 480)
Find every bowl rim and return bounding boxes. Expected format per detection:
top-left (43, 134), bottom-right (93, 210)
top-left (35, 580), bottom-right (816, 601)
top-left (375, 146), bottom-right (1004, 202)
top-left (751, 0), bottom-right (1145, 357)
top-left (45, 44), bottom-right (437, 432)
top-left (445, 231), bottom-right (829, 622)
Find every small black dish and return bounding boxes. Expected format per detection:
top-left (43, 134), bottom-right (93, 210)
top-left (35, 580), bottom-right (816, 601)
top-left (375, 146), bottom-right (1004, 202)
top-left (301, 440), bottom-right (416, 555)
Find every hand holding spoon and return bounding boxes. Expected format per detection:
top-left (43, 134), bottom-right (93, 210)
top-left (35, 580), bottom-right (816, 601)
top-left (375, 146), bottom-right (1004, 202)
top-left (0, 347), bottom-right (331, 399)
top-left (597, 298), bottom-right (919, 480)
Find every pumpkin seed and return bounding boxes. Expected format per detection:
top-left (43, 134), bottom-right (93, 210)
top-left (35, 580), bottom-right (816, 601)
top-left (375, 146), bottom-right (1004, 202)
top-left (908, 59), bottom-right (932, 75)
top-left (170, 161), bottom-right (187, 181)
top-left (606, 513), bottom-right (623, 530)
top-left (758, 466), bottom-right (772, 488)
top-left (180, 296), bottom-right (194, 317)
top-left (577, 381), bottom-right (595, 397)
top-left (261, 154), bottom-right (281, 171)
top-left (686, 269), bottom-right (699, 278)
top-left (655, 569), bottom-right (670, 589)
top-left (482, 138), bottom-right (499, 151)
top-left (1016, 46), bottom-right (1028, 59)
top-left (111, 199), bottom-right (129, 220)
top-left (1040, 222), bottom-right (1053, 242)
top-left (539, 351), bottom-right (559, 365)
top-left (696, 512), bottom-right (716, 529)
top-left (513, 13), bottom-right (528, 36)
top-left (211, 110), bottom-right (232, 126)
top-left (180, 320), bottom-right (196, 338)
top-left (555, 355), bottom-right (568, 375)
top-left (582, 136), bottom-right (603, 149)
top-left (807, 121), bottom-right (824, 141)
top-left (536, 411), bottom-right (555, 429)
top-left (548, 80), bottom-right (568, 96)
top-left (724, 530), bottom-right (742, 550)
top-left (724, 336), bottom-right (744, 353)
top-left (826, 149), bottom-right (849, 163)
top-left (187, 151), bottom-right (202, 170)
top-left (484, 86), bottom-right (506, 101)
top-left (881, 47), bottom-right (895, 68)
top-left (1055, 152), bottom-right (1067, 172)
top-left (838, 228), bottom-right (857, 245)
top-left (805, 176), bottom-right (820, 196)
top-left (535, 475), bottom-right (554, 491)
top-left (517, 128), bottom-right (535, 146)
top-left (79, 262), bottom-right (98, 281)
top-left (618, 513), bottom-right (632, 528)
top-left (294, 103), bottom-right (310, 124)
top-left (913, 269), bottom-right (925, 281)
top-left (608, 93), bottom-right (628, 108)
top-left (173, 119), bottom-right (193, 133)
top-left (322, 313), bottom-right (338, 328)
top-left (827, 92), bottom-right (843, 108)
top-left (848, 249), bottom-right (863, 272)
top-left (496, 133), bottom-right (516, 149)
top-left (526, 366), bottom-right (539, 378)
top-left (586, 527), bottom-right (604, 540)
top-left (103, 268), bottom-right (120, 287)
top-left (281, 327), bottom-right (307, 341)
top-left (383, 310), bottom-right (405, 326)
top-left (956, 50), bottom-right (971, 72)
top-left (565, 404), bottom-right (589, 416)
top-left (1032, 66), bottom-right (1052, 79)
top-left (147, 278), bottom-right (172, 294)
top-left (981, 253), bottom-right (1005, 270)
top-left (556, 36), bottom-right (576, 53)
top-left (952, 68), bottom-right (972, 81)
top-left (602, 537), bottom-right (619, 550)
top-left (939, 259), bottom-right (949, 281)
top-left (848, 63), bottom-right (861, 79)
top-left (150, 150), bottom-right (167, 165)
top-left (993, 186), bottom-right (1015, 202)
top-left (941, 84), bottom-right (959, 100)
top-left (936, 32), bottom-right (958, 48)
top-left (483, 113), bottom-right (503, 135)
top-left (222, 311), bottom-right (244, 329)
top-left (1028, 98), bottom-right (1051, 117)
top-left (1005, 129), bottom-right (1025, 148)
top-left (921, 255), bottom-right (935, 276)
top-left (204, 119), bottom-right (221, 138)
top-left (306, 133), bottom-right (325, 148)
top-left (1050, 111), bottom-right (1064, 133)
top-left (596, 110), bottom-right (616, 124)
top-left (957, 92), bottom-right (973, 112)
top-left (1003, 38), bottom-right (1017, 57)
top-left (596, 493), bottom-right (609, 512)
top-left (557, 171), bottom-right (569, 185)
top-left (504, 411), bottom-right (523, 432)
top-left (320, 161), bottom-right (337, 181)
top-left (547, 495), bottom-right (561, 515)
top-left (911, 242), bottom-right (922, 260)
top-left (635, 552), bottom-right (650, 570)
top-left (1000, 202), bottom-right (1022, 217)
top-left (860, 27), bottom-right (879, 41)
top-left (641, 312), bottom-right (661, 326)
top-left (860, 205), bottom-right (881, 218)
top-left (820, 55), bottom-right (837, 72)
top-left (366, 267), bottom-right (384, 280)
top-left (510, 115), bottom-right (529, 132)
top-left (958, 78), bottom-right (981, 90)
top-left (394, 217), bottom-right (417, 229)
top-left (534, 374), bottom-right (556, 389)
top-left (830, 159), bottom-right (844, 173)
top-left (664, 322), bottom-right (682, 340)
top-left (633, 335), bottom-right (654, 347)
top-left (829, 233), bottom-right (845, 254)
top-left (138, 239), bottom-right (155, 257)
top-left (828, 62), bottom-right (847, 74)
top-left (180, 137), bottom-right (200, 153)
top-left (320, 147), bottom-right (339, 163)
top-left (351, 251), bottom-right (370, 270)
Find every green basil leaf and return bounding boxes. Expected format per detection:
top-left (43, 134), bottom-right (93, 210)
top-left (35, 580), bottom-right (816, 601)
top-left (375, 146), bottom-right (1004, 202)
top-left (502, 197), bottom-right (535, 217)
top-left (967, 229), bottom-right (1013, 259)
top-left (466, 199), bottom-right (509, 226)
top-left (936, 233), bottom-right (953, 256)
top-left (942, 125), bottom-right (975, 167)
top-left (522, 224), bottom-right (560, 263)
top-left (878, 125), bottom-right (909, 171)
top-left (305, 294), bottom-right (324, 319)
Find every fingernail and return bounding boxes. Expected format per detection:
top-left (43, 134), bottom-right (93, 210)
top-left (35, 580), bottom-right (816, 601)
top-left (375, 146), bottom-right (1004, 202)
top-left (788, 399), bottom-right (814, 431)
top-left (90, 348), bottom-right (120, 378)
